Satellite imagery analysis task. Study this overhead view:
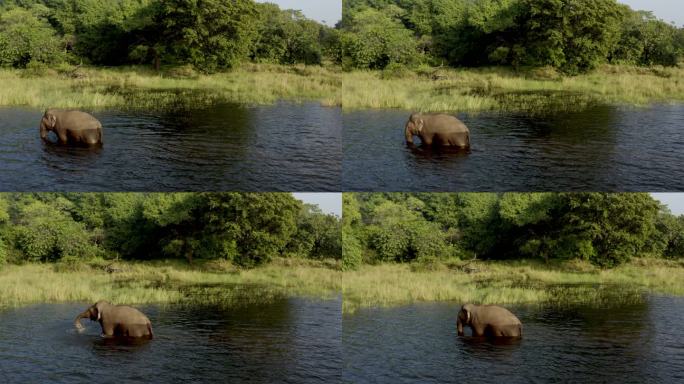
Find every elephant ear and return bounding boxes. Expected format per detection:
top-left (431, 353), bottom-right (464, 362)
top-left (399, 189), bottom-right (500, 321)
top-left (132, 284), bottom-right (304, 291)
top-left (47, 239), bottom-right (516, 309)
top-left (94, 302), bottom-right (106, 320)
top-left (461, 305), bottom-right (472, 323)
top-left (416, 118), bottom-right (424, 133)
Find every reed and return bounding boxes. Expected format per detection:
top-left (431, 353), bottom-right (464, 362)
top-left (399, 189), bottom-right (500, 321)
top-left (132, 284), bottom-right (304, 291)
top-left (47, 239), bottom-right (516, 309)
top-left (0, 64), bottom-right (342, 110)
top-left (0, 258), bottom-right (341, 308)
top-left (341, 64), bottom-right (684, 113)
top-left (342, 258), bottom-right (684, 313)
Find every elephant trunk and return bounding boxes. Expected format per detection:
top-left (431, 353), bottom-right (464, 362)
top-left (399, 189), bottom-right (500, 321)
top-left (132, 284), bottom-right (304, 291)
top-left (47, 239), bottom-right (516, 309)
top-left (405, 123), bottom-right (414, 144)
top-left (457, 318), bottom-right (464, 336)
top-left (39, 121), bottom-right (48, 141)
top-left (74, 310), bottom-right (89, 330)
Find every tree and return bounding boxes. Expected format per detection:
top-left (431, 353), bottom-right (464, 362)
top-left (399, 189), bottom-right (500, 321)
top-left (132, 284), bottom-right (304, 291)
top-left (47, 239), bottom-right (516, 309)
top-left (0, 7), bottom-right (64, 67)
top-left (252, 4), bottom-right (324, 65)
top-left (340, 6), bottom-right (419, 69)
top-left (153, 0), bottom-right (260, 71)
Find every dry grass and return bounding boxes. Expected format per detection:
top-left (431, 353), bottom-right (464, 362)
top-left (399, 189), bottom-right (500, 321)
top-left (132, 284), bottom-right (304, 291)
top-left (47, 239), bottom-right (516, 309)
top-left (0, 63), bottom-right (342, 110)
top-left (0, 258), bottom-right (341, 308)
top-left (342, 258), bottom-right (684, 313)
top-left (341, 65), bottom-right (684, 113)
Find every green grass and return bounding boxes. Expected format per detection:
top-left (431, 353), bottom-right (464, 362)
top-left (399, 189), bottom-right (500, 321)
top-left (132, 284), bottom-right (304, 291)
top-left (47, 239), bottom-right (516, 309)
top-left (341, 64), bottom-right (684, 113)
top-left (342, 258), bottom-right (684, 313)
top-left (0, 63), bottom-right (342, 110)
top-left (0, 258), bottom-right (341, 308)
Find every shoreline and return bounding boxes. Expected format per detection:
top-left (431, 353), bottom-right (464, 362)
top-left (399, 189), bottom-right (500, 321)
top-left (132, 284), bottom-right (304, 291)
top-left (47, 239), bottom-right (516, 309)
top-left (342, 259), bottom-right (684, 313)
top-left (0, 63), bottom-right (342, 111)
top-left (340, 65), bottom-right (684, 113)
top-left (0, 259), bottom-right (342, 309)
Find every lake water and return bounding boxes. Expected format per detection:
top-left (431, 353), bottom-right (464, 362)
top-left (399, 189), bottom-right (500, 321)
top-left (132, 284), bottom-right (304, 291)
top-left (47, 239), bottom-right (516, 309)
top-left (343, 295), bottom-right (684, 383)
top-left (343, 104), bottom-right (684, 191)
top-left (0, 297), bottom-right (341, 383)
top-left (0, 103), bottom-right (341, 191)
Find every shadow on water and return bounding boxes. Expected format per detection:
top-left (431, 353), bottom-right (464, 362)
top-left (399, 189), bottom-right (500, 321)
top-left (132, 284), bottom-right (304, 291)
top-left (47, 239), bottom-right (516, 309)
top-left (343, 103), bottom-right (684, 191)
top-left (343, 292), bottom-right (684, 383)
top-left (91, 336), bottom-right (153, 358)
top-left (457, 336), bottom-right (522, 360)
top-left (0, 298), bottom-right (341, 383)
top-left (0, 102), bottom-right (341, 191)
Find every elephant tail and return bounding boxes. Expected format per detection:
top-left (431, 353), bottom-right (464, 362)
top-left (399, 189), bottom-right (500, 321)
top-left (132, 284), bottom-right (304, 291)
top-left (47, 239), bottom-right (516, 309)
top-left (147, 323), bottom-right (154, 339)
top-left (519, 323), bottom-right (523, 337)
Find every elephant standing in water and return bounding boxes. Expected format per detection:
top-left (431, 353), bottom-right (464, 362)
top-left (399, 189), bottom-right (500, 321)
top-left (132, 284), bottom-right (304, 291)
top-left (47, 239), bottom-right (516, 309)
top-left (74, 300), bottom-right (153, 338)
top-left (40, 109), bottom-right (103, 146)
top-left (457, 303), bottom-right (522, 337)
top-left (404, 113), bottom-right (470, 148)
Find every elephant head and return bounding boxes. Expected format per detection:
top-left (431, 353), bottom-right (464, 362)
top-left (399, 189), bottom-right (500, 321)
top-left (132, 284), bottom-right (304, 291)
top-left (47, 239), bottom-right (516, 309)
top-left (404, 113), bottom-right (424, 144)
top-left (457, 303), bottom-right (474, 336)
top-left (74, 300), bottom-right (109, 330)
top-left (39, 110), bottom-right (57, 140)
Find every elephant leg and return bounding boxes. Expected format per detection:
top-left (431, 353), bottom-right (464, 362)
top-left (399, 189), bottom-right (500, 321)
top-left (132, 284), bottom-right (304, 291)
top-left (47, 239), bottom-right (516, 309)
top-left (100, 322), bottom-right (116, 337)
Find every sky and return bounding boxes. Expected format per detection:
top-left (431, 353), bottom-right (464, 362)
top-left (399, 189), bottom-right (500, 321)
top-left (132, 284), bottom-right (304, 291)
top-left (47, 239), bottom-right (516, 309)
top-left (293, 193), bottom-right (683, 219)
top-left (255, 0), bottom-right (342, 26)
top-left (651, 193), bottom-right (684, 215)
top-left (618, 0), bottom-right (684, 26)
top-left (293, 193), bottom-right (342, 216)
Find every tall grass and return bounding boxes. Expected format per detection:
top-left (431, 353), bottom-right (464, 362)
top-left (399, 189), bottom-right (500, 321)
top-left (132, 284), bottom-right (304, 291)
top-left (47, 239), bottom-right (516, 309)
top-left (342, 258), bottom-right (684, 313)
top-left (341, 65), bottom-right (684, 113)
top-left (0, 64), bottom-right (342, 110)
top-left (0, 258), bottom-right (341, 308)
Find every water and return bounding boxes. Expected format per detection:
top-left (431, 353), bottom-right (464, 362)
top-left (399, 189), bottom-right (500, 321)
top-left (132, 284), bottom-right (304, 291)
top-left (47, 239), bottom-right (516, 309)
top-left (343, 104), bottom-right (684, 191)
top-left (343, 296), bottom-right (684, 383)
top-left (0, 102), bottom-right (341, 191)
top-left (0, 298), bottom-right (341, 383)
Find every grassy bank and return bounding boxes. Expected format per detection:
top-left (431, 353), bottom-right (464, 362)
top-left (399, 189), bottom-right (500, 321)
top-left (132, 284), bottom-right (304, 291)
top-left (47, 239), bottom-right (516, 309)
top-left (0, 258), bottom-right (341, 308)
top-left (341, 65), bottom-right (684, 113)
top-left (342, 258), bottom-right (684, 313)
top-left (0, 63), bottom-right (341, 110)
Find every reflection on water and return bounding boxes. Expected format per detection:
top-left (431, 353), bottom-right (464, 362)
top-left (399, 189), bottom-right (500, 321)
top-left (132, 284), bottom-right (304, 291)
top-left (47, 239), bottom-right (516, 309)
top-left (0, 297), bottom-right (341, 383)
top-left (343, 104), bottom-right (684, 191)
top-left (0, 102), bottom-right (341, 191)
top-left (343, 295), bottom-right (684, 383)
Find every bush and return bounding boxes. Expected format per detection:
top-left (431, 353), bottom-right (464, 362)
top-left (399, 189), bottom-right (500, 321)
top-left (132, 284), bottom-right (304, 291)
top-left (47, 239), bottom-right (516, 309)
top-left (165, 65), bottom-right (199, 79)
top-left (342, 233), bottom-right (363, 271)
top-left (21, 60), bottom-right (56, 77)
top-left (380, 63), bottom-right (413, 79)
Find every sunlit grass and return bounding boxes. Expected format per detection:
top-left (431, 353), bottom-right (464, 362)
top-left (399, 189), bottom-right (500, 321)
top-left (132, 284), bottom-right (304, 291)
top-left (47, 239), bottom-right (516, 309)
top-left (342, 258), bottom-right (684, 313)
top-left (0, 258), bottom-right (341, 308)
top-left (0, 63), bottom-right (342, 110)
top-left (341, 64), bottom-right (684, 113)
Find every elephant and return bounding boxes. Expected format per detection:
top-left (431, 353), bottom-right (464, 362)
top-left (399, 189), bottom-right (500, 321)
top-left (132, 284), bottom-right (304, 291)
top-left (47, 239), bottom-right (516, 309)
top-left (74, 300), bottom-right (153, 338)
top-left (457, 303), bottom-right (522, 337)
top-left (40, 109), bottom-right (103, 146)
top-left (404, 113), bottom-right (470, 148)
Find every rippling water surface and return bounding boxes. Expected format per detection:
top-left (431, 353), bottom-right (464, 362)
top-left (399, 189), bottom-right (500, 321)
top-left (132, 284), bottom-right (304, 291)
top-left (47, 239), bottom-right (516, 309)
top-left (343, 104), bottom-right (684, 191)
top-left (0, 298), bottom-right (341, 383)
top-left (343, 296), bottom-right (684, 383)
top-left (0, 103), bottom-right (341, 191)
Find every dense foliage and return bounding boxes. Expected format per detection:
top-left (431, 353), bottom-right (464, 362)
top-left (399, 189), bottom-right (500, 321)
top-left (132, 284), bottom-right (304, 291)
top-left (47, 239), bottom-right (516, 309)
top-left (342, 0), bottom-right (684, 73)
top-left (0, 193), bottom-right (341, 267)
top-left (0, 0), bottom-right (339, 70)
top-left (343, 193), bottom-right (684, 269)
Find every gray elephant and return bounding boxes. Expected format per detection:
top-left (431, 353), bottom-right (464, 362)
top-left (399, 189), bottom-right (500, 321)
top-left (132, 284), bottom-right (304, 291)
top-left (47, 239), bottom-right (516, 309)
top-left (457, 303), bottom-right (522, 337)
top-left (74, 300), bottom-right (153, 338)
top-left (404, 113), bottom-right (470, 148)
top-left (40, 109), bottom-right (103, 146)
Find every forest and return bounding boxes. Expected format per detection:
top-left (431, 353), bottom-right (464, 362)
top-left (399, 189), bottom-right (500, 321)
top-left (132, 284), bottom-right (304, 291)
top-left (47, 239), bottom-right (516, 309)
top-left (341, 0), bottom-right (684, 74)
top-left (343, 193), bottom-right (684, 270)
top-left (0, 193), bottom-right (341, 268)
top-left (0, 0), bottom-right (340, 71)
